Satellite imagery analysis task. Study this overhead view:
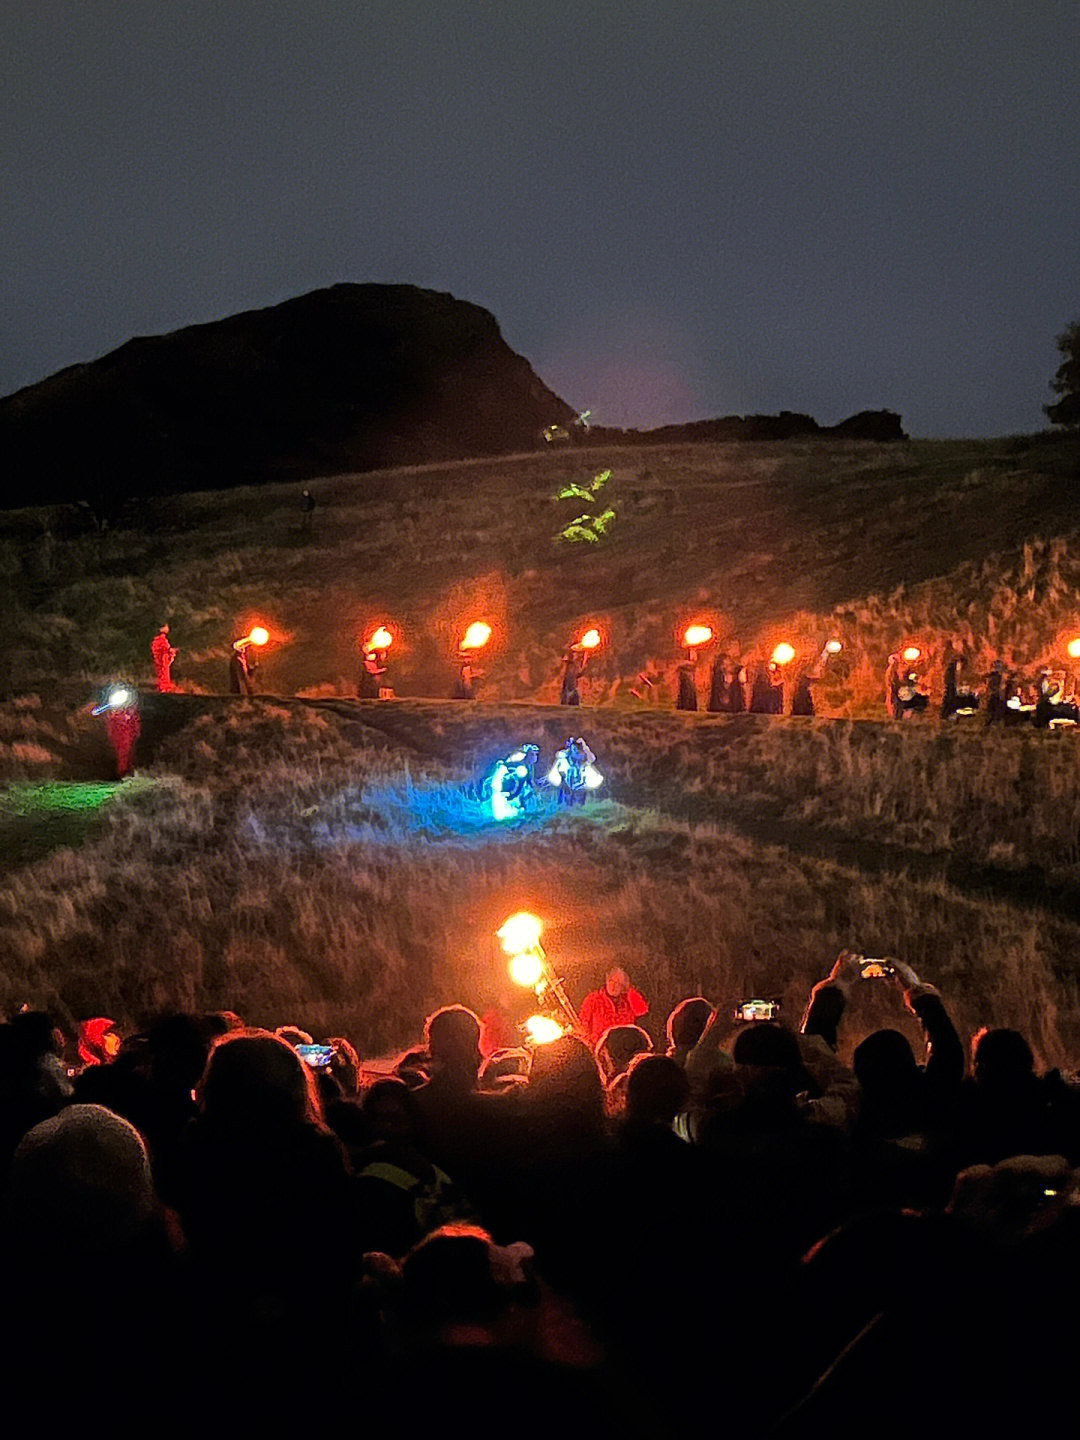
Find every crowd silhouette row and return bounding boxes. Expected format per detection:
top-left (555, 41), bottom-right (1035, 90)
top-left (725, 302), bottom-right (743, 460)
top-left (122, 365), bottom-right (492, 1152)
top-left (2, 956), bottom-right (1079, 1427)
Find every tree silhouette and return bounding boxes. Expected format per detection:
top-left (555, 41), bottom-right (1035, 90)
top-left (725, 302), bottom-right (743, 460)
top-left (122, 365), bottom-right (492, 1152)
top-left (1046, 318), bottom-right (1080, 427)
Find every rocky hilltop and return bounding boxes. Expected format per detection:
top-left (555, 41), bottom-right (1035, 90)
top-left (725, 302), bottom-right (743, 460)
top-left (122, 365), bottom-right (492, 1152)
top-left (0, 284), bottom-right (577, 511)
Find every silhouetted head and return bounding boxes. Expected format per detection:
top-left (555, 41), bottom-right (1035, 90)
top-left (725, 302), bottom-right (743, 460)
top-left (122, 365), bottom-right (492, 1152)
top-left (972, 1028), bottom-right (1035, 1089)
top-left (425, 1005), bottom-right (482, 1078)
top-left (667, 997), bottom-right (712, 1053)
top-left (596, 1024), bottom-right (652, 1082)
top-left (853, 1028), bottom-right (920, 1097)
top-left (625, 1053), bottom-right (690, 1125)
top-left (362, 1076), bottom-right (420, 1144)
top-left (528, 1034), bottom-right (603, 1117)
top-left (200, 1029), bottom-right (323, 1130)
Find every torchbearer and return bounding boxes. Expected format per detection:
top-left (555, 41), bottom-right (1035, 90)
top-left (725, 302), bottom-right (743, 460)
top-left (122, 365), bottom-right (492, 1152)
top-left (360, 626), bottom-right (393, 699)
top-left (93, 684), bottom-right (140, 778)
top-left (791, 639), bottom-right (841, 717)
top-left (150, 624), bottom-right (178, 692)
top-left (560, 627), bottom-right (601, 706)
top-left (453, 621), bottom-right (490, 700)
top-left (230, 626), bottom-right (268, 696)
top-left (678, 625), bottom-right (713, 711)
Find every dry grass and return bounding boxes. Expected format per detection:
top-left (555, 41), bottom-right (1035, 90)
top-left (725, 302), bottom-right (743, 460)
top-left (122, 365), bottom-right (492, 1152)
top-left (3, 699), bottom-right (1080, 1069)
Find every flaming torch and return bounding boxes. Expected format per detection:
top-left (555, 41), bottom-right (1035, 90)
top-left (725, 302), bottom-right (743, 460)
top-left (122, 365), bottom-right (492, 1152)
top-left (497, 911), bottom-right (581, 1042)
top-left (575, 628), bottom-right (602, 652)
top-left (683, 624), bottom-right (714, 651)
top-left (460, 621), bottom-right (492, 653)
top-left (368, 626), bottom-right (393, 652)
top-left (902, 646), bottom-right (921, 663)
top-left (771, 642), bottom-right (796, 667)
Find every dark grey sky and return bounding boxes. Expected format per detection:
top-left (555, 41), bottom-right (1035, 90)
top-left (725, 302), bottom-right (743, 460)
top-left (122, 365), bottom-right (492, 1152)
top-left (4, 2), bottom-right (1078, 435)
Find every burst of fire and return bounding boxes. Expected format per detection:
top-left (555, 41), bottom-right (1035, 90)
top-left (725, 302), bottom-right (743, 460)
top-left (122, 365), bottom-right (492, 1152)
top-left (369, 626), bottom-right (393, 650)
top-left (578, 628), bottom-right (602, 650)
top-left (525, 1015), bottom-right (564, 1045)
top-left (772, 642), bottom-right (796, 666)
top-left (684, 625), bottom-right (713, 648)
top-left (902, 646), bottom-right (921, 662)
top-left (460, 622), bottom-right (492, 651)
top-left (509, 952), bottom-right (544, 987)
top-left (498, 911), bottom-right (543, 957)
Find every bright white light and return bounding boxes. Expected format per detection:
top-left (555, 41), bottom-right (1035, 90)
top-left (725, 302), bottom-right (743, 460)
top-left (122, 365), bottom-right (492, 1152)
top-left (525, 1015), bottom-right (564, 1045)
top-left (1067, 638), bottom-right (1080, 660)
top-left (509, 952), bottom-right (544, 988)
top-left (684, 625), bottom-right (713, 647)
top-left (547, 764), bottom-right (563, 786)
top-left (583, 764), bottom-right (604, 789)
top-left (902, 646), bottom-right (921, 662)
top-left (578, 628), bottom-right (601, 650)
top-left (825, 640), bottom-right (843, 655)
top-left (369, 627), bottom-right (393, 650)
top-left (772, 643), bottom-right (796, 666)
top-left (107, 686), bottom-right (133, 709)
top-left (249, 626), bottom-right (269, 646)
top-left (498, 911), bottom-right (543, 955)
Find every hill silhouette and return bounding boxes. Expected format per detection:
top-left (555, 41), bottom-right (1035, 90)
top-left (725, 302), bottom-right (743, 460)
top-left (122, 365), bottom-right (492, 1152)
top-left (0, 284), bottom-right (577, 512)
top-left (1, 283), bottom-right (907, 517)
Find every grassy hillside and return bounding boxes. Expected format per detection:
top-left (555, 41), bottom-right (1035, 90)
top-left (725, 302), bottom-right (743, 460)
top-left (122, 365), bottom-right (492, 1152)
top-left (3, 696), bottom-right (1080, 1068)
top-left (2, 433), bottom-right (1078, 710)
top-left (4, 434), bottom-right (1080, 1066)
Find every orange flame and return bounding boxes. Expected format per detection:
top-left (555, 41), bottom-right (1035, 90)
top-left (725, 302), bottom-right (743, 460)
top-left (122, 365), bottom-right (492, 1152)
top-left (825, 639), bottom-right (843, 655)
top-left (902, 646), bottom-right (921, 662)
top-left (577, 628), bottom-right (602, 650)
top-left (684, 624), bottom-right (713, 648)
top-left (369, 626), bottom-right (393, 650)
top-left (1067, 638), bottom-right (1080, 660)
top-left (248, 626), bottom-right (269, 647)
top-left (460, 621), bottom-right (492, 652)
top-left (772, 642), bottom-right (796, 666)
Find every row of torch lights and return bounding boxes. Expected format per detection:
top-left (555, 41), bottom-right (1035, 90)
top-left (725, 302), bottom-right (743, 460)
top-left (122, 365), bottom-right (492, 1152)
top-left (234, 621), bottom-right (839, 666)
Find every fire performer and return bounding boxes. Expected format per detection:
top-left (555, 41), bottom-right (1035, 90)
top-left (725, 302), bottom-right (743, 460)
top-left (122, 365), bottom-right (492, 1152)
top-left (150, 624), bottom-right (178, 692)
top-left (93, 685), bottom-right (141, 778)
top-left (707, 652), bottom-right (730, 713)
top-left (560, 628), bottom-right (601, 705)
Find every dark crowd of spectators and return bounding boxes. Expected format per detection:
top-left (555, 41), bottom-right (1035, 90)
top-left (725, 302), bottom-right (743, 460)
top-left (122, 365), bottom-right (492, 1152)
top-left (3, 954), bottom-right (1080, 1430)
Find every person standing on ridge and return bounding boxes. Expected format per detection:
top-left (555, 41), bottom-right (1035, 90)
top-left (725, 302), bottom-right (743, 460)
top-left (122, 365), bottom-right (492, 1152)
top-left (150, 624), bottom-right (178, 692)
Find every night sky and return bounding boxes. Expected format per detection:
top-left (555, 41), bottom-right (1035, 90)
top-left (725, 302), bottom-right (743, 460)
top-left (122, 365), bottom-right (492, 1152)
top-left (4, 3), bottom-right (1078, 436)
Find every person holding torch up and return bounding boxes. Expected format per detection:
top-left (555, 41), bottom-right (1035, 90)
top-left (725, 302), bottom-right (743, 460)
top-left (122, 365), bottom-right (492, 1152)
top-left (453, 622), bottom-right (491, 699)
top-left (560, 627), bottom-right (601, 705)
top-left (360, 626), bottom-right (394, 699)
top-left (229, 626), bottom-right (269, 696)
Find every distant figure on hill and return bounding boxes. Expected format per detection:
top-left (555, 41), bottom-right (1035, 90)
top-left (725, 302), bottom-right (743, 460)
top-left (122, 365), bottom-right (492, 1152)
top-left (300, 488), bottom-right (316, 532)
top-left (984, 665), bottom-right (1005, 725)
top-left (750, 664), bottom-right (783, 714)
top-left (727, 660), bottom-right (747, 712)
top-left (676, 658), bottom-right (698, 711)
top-left (359, 642), bottom-right (389, 699)
top-left (453, 655), bottom-right (483, 700)
top-left (229, 641), bottom-right (258, 696)
top-left (790, 671), bottom-right (816, 716)
top-left (560, 646), bottom-right (588, 706)
top-left (707, 653), bottom-right (730, 712)
top-left (941, 656), bottom-right (979, 719)
top-left (150, 624), bottom-right (178, 693)
top-left (579, 968), bottom-right (649, 1048)
top-left (92, 686), bottom-right (140, 777)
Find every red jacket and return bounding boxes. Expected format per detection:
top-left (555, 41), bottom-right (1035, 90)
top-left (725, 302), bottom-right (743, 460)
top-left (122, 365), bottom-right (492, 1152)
top-left (579, 987), bottom-right (649, 1047)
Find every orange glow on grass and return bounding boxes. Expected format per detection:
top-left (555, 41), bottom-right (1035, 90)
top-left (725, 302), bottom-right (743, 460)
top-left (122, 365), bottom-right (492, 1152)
top-left (772, 642), bottom-right (796, 666)
top-left (460, 622), bottom-right (492, 651)
top-left (684, 625), bottom-right (713, 648)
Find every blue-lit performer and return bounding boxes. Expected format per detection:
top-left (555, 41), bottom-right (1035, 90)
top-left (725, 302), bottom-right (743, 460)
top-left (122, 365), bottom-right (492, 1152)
top-left (548, 736), bottom-right (604, 806)
top-left (486, 744), bottom-right (541, 821)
